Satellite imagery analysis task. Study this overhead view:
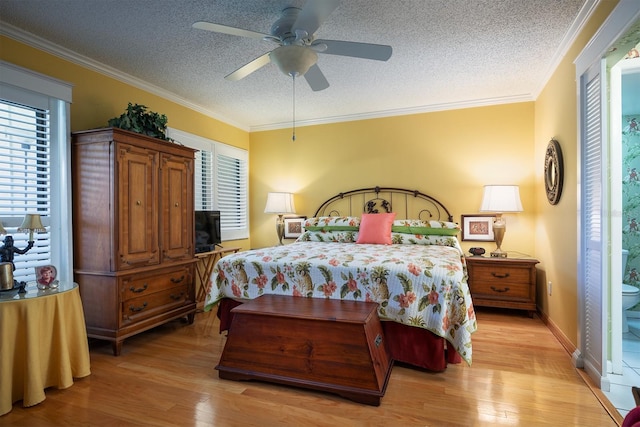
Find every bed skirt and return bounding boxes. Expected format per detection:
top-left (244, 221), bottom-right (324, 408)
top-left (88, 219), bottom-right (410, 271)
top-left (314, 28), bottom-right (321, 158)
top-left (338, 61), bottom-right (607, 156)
top-left (215, 298), bottom-right (461, 372)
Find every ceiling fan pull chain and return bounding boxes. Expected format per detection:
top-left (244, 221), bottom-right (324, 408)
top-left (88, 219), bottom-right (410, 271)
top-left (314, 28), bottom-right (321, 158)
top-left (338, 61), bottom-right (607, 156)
top-left (292, 74), bottom-right (296, 142)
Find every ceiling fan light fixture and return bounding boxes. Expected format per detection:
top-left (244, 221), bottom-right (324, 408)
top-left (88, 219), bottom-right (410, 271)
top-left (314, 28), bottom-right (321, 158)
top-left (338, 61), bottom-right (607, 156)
top-left (270, 45), bottom-right (318, 77)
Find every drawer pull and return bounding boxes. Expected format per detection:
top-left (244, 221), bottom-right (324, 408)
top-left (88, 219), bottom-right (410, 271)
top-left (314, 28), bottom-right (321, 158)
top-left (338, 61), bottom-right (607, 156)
top-left (170, 275), bottom-right (185, 284)
top-left (490, 286), bottom-right (510, 293)
top-left (129, 302), bottom-right (148, 312)
top-left (129, 283), bottom-right (148, 293)
top-left (170, 292), bottom-right (185, 300)
top-left (491, 272), bottom-right (510, 279)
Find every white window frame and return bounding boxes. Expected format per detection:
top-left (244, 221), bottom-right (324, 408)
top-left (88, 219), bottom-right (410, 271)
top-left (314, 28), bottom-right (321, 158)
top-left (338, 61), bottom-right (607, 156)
top-left (168, 128), bottom-right (249, 241)
top-left (0, 61), bottom-right (73, 283)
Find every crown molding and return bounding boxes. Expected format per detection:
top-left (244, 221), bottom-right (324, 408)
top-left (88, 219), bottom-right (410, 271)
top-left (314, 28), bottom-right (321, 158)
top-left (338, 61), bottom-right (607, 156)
top-left (250, 94), bottom-right (534, 132)
top-left (533, 0), bottom-right (602, 98)
top-left (0, 20), bottom-right (549, 134)
top-left (0, 22), bottom-right (249, 131)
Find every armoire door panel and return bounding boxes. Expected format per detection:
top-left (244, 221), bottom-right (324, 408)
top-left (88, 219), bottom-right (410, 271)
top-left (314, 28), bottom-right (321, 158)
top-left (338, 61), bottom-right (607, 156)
top-left (161, 154), bottom-right (193, 262)
top-left (117, 144), bottom-right (159, 268)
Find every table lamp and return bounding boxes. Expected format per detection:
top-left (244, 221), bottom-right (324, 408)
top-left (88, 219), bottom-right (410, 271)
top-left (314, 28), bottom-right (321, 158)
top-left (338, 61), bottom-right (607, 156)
top-left (264, 192), bottom-right (296, 245)
top-left (18, 214), bottom-right (46, 241)
top-left (0, 214), bottom-right (44, 292)
top-left (479, 185), bottom-right (523, 258)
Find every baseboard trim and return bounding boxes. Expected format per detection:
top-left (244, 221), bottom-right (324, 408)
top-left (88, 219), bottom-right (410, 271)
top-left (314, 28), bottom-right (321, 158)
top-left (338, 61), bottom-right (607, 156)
top-left (536, 309), bottom-right (577, 356)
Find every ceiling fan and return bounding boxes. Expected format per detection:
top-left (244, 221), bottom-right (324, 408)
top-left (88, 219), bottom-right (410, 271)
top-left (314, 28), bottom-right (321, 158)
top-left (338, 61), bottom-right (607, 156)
top-left (192, 0), bottom-right (393, 91)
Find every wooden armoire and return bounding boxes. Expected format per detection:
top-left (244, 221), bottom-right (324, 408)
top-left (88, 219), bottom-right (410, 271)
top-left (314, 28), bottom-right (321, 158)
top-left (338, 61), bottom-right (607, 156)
top-left (71, 127), bottom-right (197, 355)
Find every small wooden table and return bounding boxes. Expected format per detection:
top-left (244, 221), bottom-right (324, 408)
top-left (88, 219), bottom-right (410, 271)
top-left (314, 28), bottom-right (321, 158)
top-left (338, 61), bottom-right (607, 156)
top-left (216, 295), bottom-right (393, 406)
top-left (194, 247), bottom-right (240, 308)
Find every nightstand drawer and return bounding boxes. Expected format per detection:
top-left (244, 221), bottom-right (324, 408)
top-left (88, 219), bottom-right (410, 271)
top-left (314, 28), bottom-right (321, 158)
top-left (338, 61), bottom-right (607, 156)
top-left (469, 280), bottom-right (530, 300)
top-left (470, 264), bottom-right (530, 284)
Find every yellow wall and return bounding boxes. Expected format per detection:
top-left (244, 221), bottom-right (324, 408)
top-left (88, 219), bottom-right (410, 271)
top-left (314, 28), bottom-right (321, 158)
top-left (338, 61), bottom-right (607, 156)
top-left (0, 35), bottom-right (252, 250)
top-left (250, 103), bottom-right (536, 251)
top-left (534, 0), bottom-right (618, 346)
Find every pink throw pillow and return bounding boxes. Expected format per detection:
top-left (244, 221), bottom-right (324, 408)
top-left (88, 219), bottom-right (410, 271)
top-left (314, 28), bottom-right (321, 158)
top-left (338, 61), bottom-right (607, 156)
top-left (356, 213), bottom-right (396, 244)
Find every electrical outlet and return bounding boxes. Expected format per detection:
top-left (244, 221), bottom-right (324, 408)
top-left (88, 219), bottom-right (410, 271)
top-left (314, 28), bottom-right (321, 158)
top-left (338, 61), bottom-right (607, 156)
top-left (548, 281), bottom-right (552, 296)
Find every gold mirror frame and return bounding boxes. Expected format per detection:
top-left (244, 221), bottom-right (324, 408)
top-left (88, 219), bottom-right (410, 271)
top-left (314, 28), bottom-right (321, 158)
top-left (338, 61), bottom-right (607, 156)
top-left (544, 139), bottom-right (564, 205)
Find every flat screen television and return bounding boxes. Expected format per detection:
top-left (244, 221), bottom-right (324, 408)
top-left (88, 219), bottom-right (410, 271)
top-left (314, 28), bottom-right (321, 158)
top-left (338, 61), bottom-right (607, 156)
top-left (194, 210), bottom-right (222, 253)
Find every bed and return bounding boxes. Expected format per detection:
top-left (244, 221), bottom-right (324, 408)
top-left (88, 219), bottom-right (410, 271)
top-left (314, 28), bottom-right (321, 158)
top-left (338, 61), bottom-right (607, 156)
top-left (204, 186), bottom-right (477, 371)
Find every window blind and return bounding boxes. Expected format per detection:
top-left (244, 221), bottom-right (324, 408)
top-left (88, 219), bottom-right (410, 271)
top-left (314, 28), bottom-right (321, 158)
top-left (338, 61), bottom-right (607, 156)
top-left (0, 100), bottom-right (52, 281)
top-left (0, 61), bottom-right (72, 284)
top-left (216, 151), bottom-right (248, 236)
top-left (195, 150), bottom-right (214, 210)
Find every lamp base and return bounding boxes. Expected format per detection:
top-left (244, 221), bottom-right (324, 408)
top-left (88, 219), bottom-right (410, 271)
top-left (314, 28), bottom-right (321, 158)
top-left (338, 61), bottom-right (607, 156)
top-left (276, 215), bottom-right (285, 246)
top-left (491, 214), bottom-right (507, 258)
top-left (490, 250), bottom-right (508, 258)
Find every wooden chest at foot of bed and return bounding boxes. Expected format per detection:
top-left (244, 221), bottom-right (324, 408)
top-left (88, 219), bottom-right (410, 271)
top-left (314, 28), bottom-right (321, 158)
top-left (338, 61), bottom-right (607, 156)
top-left (216, 295), bottom-right (393, 406)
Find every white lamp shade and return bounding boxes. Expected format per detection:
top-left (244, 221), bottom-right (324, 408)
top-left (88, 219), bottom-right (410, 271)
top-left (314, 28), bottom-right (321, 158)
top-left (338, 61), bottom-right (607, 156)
top-left (264, 192), bottom-right (296, 214)
top-left (479, 185), bottom-right (523, 213)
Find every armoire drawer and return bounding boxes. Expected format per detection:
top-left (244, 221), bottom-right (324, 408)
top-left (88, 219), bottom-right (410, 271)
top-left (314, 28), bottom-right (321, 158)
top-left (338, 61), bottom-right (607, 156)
top-left (121, 265), bottom-right (191, 300)
top-left (122, 284), bottom-right (190, 324)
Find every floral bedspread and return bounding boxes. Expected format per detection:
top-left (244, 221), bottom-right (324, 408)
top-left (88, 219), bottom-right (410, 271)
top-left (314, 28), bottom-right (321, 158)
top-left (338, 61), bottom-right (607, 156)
top-left (204, 241), bottom-right (477, 365)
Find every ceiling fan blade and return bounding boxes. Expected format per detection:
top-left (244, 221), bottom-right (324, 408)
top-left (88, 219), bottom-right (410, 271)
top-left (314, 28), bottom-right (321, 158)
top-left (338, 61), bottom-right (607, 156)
top-left (315, 39), bottom-right (392, 61)
top-left (225, 52), bottom-right (271, 81)
top-left (293, 0), bottom-right (340, 37)
top-left (304, 64), bottom-right (329, 91)
top-left (192, 21), bottom-right (268, 40)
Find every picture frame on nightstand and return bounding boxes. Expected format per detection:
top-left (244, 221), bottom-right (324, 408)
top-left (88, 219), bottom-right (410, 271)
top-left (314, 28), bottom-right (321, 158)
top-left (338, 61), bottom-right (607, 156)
top-left (461, 214), bottom-right (495, 242)
top-left (284, 216), bottom-right (306, 239)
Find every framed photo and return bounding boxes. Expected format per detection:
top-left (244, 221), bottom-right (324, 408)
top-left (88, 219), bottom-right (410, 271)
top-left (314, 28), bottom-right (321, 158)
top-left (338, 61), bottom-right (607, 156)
top-left (35, 264), bottom-right (58, 288)
top-left (461, 215), bottom-right (495, 242)
top-left (284, 216), bottom-right (307, 239)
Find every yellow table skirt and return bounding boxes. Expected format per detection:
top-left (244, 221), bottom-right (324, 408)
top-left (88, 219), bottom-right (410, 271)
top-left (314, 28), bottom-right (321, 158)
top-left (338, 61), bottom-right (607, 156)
top-left (0, 283), bottom-right (91, 416)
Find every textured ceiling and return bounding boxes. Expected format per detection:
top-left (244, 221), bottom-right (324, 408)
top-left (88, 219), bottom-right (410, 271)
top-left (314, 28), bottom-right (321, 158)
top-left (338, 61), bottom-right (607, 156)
top-left (0, 0), bottom-right (591, 131)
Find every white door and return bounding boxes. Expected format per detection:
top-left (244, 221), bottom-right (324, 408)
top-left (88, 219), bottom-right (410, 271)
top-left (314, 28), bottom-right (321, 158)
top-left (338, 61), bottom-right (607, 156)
top-left (575, 0), bottom-right (640, 390)
top-left (578, 59), bottom-right (608, 389)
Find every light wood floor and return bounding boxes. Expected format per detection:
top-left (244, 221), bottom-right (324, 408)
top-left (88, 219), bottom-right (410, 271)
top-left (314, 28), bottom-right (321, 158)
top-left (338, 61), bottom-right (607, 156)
top-left (3, 308), bottom-right (617, 426)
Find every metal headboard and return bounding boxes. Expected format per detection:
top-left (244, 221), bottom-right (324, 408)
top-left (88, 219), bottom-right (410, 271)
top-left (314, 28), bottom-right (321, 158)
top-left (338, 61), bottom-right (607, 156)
top-left (313, 186), bottom-right (454, 222)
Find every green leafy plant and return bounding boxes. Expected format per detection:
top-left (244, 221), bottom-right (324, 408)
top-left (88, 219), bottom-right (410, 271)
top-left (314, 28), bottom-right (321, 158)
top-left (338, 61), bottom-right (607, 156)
top-left (107, 103), bottom-right (170, 141)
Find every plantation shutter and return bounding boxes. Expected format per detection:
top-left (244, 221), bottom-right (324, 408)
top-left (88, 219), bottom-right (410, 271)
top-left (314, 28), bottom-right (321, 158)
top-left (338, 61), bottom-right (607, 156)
top-left (195, 150), bottom-right (214, 210)
top-left (216, 146), bottom-right (248, 240)
top-left (0, 61), bottom-right (72, 283)
top-left (580, 61), bottom-right (606, 387)
top-left (0, 100), bottom-right (51, 281)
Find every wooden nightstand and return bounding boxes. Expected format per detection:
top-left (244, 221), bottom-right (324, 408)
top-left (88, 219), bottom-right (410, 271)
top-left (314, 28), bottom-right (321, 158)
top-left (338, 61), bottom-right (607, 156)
top-left (465, 256), bottom-right (539, 317)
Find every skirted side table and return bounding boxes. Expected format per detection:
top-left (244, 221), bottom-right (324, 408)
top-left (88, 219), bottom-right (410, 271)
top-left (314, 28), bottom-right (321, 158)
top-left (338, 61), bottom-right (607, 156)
top-left (0, 282), bottom-right (91, 416)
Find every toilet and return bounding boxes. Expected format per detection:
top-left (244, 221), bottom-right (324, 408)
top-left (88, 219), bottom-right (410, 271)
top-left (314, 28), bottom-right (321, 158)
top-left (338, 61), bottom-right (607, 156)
top-left (622, 249), bottom-right (640, 333)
